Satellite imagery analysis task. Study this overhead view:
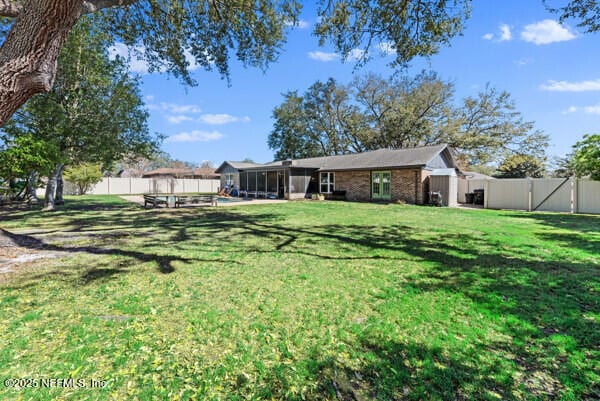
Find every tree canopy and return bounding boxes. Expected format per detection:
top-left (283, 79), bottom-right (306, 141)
top-left (571, 134), bottom-right (600, 180)
top-left (63, 163), bottom-right (104, 195)
top-left (493, 154), bottom-right (546, 178)
top-left (268, 74), bottom-right (548, 168)
top-left (1, 16), bottom-right (160, 207)
top-left (547, 0), bottom-right (600, 32)
top-left (0, 0), bottom-right (472, 126)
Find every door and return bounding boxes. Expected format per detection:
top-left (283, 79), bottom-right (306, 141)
top-left (372, 171), bottom-right (391, 200)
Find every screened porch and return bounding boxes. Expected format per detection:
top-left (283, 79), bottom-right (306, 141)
top-left (238, 168), bottom-right (318, 199)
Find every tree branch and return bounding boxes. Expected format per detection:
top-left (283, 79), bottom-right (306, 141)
top-left (0, 0), bottom-right (23, 17)
top-left (81, 0), bottom-right (136, 14)
top-left (0, 0), bottom-right (136, 18)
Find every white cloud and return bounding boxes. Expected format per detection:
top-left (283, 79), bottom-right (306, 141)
top-left (376, 42), bottom-right (396, 55)
top-left (307, 51), bottom-right (339, 62)
top-left (166, 130), bottom-right (224, 143)
top-left (146, 101), bottom-right (202, 123)
top-left (109, 43), bottom-right (151, 74)
top-left (155, 102), bottom-right (202, 114)
top-left (499, 24), bottom-right (512, 41)
top-left (584, 104), bottom-right (600, 114)
top-left (514, 58), bottom-right (533, 66)
top-left (482, 24), bottom-right (512, 42)
top-left (285, 19), bottom-right (309, 29)
top-left (167, 115), bottom-right (194, 124)
top-left (560, 104), bottom-right (600, 115)
top-left (345, 48), bottom-right (365, 61)
top-left (199, 114), bottom-right (250, 125)
top-left (109, 43), bottom-right (201, 74)
top-left (562, 106), bottom-right (578, 114)
top-left (520, 19), bottom-right (576, 45)
top-left (540, 79), bottom-right (600, 92)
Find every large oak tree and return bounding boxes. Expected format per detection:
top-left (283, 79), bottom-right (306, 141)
top-left (0, 0), bottom-right (472, 126)
top-left (2, 16), bottom-right (159, 209)
top-left (268, 74), bottom-right (549, 167)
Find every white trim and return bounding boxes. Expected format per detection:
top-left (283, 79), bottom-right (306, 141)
top-left (319, 172), bottom-right (335, 194)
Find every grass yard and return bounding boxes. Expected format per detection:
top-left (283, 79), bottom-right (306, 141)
top-left (0, 196), bottom-right (598, 401)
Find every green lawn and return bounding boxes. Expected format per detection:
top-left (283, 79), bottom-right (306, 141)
top-left (0, 196), bottom-right (598, 401)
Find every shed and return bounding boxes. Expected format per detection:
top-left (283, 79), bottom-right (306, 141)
top-left (429, 168), bottom-right (458, 207)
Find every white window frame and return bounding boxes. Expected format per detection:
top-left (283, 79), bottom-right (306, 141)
top-left (320, 172), bottom-right (335, 194)
top-left (225, 173), bottom-right (234, 186)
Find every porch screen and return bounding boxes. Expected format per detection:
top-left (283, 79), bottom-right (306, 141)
top-left (267, 172), bottom-right (278, 193)
top-left (247, 172), bottom-right (257, 192)
top-left (239, 172), bottom-right (248, 191)
top-left (258, 172), bottom-right (268, 193)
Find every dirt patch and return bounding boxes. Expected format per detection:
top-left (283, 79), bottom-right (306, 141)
top-left (0, 229), bottom-right (62, 274)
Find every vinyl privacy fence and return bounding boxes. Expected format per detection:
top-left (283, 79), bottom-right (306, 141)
top-left (56, 177), bottom-right (220, 195)
top-left (481, 178), bottom-right (600, 214)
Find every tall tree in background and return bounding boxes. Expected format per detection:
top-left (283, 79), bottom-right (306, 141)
top-left (269, 74), bottom-right (548, 168)
top-left (0, 0), bottom-right (471, 126)
top-left (571, 134), bottom-right (600, 180)
top-left (352, 72), bottom-right (456, 150)
top-left (270, 91), bottom-right (326, 160)
top-left (455, 85), bottom-right (548, 166)
top-left (2, 17), bottom-right (159, 209)
top-left (494, 154), bottom-right (546, 178)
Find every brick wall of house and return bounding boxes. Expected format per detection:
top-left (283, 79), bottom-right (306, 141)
top-left (328, 168), bottom-right (428, 204)
top-left (333, 170), bottom-right (371, 201)
top-left (390, 169), bottom-right (422, 204)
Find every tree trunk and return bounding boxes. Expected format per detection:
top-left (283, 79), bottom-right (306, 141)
top-left (44, 163), bottom-right (64, 210)
top-left (0, 0), bottom-right (84, 127)
top-left (55, 167), bottom-right (65, 205)
top-left (25, 171), bottom-right (39, 203)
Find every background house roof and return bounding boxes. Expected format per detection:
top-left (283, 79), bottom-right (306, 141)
top-left (142, 168), bottom-right (219, 178)
top-left (463, 171), bottom-right (495, 180)
top-left (215, 161), bottom-right (264, 173)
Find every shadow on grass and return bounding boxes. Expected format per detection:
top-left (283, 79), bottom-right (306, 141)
top-left (507, 211), bottom-right (600, 233)
top-left (2, 199), bottom-right (599, 398)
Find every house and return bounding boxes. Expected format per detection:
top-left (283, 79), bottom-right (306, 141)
top-left (215, 144), bottom-right (460, 204)
top-left (141, 167), bottom-right (220, 180)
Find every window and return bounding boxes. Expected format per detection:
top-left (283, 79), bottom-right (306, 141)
top-left (225, 173), bottom-right (234, 186)
top-left (320, 172), bottom-right (335, 193)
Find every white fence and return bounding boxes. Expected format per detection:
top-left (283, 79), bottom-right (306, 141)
top-left (37, 177), bottom-right (220, 196)
top-left (457, 178), bottom-right (487, 203)
top-left (480, 178), bottom-right (600, 214)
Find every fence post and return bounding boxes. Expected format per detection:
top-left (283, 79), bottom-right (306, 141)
top-left (129, 177), bottom-right (132, 195)
top-left (572, 178), bottom-right (579, 214)
top-left (483, 180), bottom-right (489, 209)
top-left (108, 177), bottom-right (111, 195)
top-left (527, 178), bottom-right (533, 212)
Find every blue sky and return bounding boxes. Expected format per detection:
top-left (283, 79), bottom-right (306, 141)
top-left (113, 0), bottom-right (600, 166)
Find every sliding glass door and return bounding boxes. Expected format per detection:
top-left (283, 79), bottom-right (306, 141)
top-left (372, 171), bottom-right (391, 200)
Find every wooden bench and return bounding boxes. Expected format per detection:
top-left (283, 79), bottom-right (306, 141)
top-left (143, 194), bottom-right (168, 208)
top-left (326, 190), bottom-right (346, 201)
top-left (175, 196), bottom-right (189, 208)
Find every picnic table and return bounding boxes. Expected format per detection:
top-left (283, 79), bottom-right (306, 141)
top-left (143, 194), bottom-right (217, 208)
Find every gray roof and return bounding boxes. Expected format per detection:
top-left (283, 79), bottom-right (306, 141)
top-left (215, 161), bottom-right (264, 173)
top-left (250, 144), bottom-right (454, 171)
